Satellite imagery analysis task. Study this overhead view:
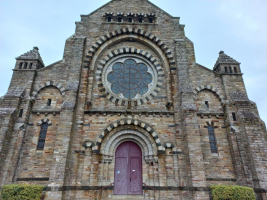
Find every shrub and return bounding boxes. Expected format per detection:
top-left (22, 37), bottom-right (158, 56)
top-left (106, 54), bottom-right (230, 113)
top-left (210, 185), bottom-right (256, 200)
top-left (1, 184), bottom-right (45, 200)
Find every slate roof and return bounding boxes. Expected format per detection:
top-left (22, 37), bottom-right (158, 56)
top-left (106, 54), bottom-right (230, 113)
top-left (5, 87), bottom-right (26, 98)
top-left (16, 47), bottom-right (45, 67)
top-left (214, 51), bottom-right (240, 69)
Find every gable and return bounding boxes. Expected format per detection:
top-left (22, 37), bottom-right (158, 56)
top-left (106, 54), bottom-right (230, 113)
top-left (84, 0), bottom-right (175, 20)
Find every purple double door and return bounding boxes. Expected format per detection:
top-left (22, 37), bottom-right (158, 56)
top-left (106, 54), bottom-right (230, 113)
top-left (114, 142), bottom-right (143, 195)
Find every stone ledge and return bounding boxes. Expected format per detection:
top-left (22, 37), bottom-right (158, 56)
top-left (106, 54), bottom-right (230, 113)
top-left (102, 22), bottom-right (158, 25)
top-left (41, 186), bottom-right (267, 193)
top-left (85, 109), bottom-right (174, 116)
top-left (196, 112), bottom-right (224, 117)
top-left (32, 109), bottom-right (61, 115)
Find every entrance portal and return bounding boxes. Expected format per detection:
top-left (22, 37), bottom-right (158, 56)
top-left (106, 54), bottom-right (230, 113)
top-left (114, 142), bottom-right (143, 195)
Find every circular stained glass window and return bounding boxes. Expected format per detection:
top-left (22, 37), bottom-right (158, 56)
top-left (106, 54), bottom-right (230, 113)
top-left (107, 59), bottom-right (153, 98)
top-left (102, 55), bottom-right (157, 101)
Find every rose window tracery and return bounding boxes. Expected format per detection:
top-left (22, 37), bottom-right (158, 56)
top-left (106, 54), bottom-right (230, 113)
top-left (107, 59), bottom-right (152, 98)
top-left (99, 53), bottom-right (163, 105)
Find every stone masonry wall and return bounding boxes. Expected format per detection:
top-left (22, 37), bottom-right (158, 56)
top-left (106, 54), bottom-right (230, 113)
top-left (0, 0), bottom-right (266, 200)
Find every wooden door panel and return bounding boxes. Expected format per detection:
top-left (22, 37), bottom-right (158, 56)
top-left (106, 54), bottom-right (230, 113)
top-left (129, 157), bottom-right (142, 194)
top-left (114, 142), bottom-right (142, 195)
top-left (114, 157), bottom-right (128, 195)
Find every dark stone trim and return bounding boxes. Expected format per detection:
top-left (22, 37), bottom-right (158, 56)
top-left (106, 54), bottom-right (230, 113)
top-left (158, 150), bottom-right (165, 154)
top-left (74, 150), bottom-right (85, 154)
top-left (196, 112), bottom-right (224, 116)
top-left (32, 109), bottom-right (61, 115)
top-left (168, 125), bottom-right (176, 127)
top-left (84, 110), bottom-right (175, 115)
top-left (206, 178), bottom-right (237, 182)
top-left (17, 178), bottom-right (49, 181)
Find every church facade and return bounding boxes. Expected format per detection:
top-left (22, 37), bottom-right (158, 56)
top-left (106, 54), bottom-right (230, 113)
top-left (0, 0), bottom-right (266, 199)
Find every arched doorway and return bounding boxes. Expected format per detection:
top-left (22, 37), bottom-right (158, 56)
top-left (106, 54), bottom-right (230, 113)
top-left (114, 142), bottom-right (143, 195)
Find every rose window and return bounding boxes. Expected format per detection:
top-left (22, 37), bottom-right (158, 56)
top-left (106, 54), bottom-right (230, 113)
top-left (107, 59), bottom-right (153, 98)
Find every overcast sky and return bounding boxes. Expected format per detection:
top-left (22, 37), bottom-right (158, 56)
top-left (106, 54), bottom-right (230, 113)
top-left (0, 0), bottom-right (266, 123)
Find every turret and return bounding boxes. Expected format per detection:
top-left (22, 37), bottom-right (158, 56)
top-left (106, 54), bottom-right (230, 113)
top-left (213, 51), bottom-right (241, 75)
top-left (15, 47), bottom-right (45, 70)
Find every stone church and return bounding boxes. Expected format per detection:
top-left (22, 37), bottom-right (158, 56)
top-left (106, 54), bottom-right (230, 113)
top-left (0, 0), bottom-right (266, 199)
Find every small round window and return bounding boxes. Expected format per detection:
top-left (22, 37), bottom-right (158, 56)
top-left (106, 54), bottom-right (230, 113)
top-left (102, 55), bottom-right (158, 101)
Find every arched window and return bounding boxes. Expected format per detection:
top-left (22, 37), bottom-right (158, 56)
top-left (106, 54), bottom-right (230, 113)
top-left (208, 126), bottom-right (217, 153)
top-left (37, 123), bottom-right (48, 150)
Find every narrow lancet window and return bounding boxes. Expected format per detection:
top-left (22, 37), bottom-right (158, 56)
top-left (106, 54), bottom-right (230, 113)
top-left (19, 109), bottom-right (23, 118)
top-left (47, 99), bottom-right (52, 106)
top-left (225, 67), bottom-right (228, 73)
top-left (232, 112), bottom-right (237, 121)
top-left (205, 101), bottom-right (209, 109)
top-left (37, 123), bottom-right (48, 150)
top-left (108, 17), bottom-right (112, 22)
top-left (208, 126), bottom-right (217, 153)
